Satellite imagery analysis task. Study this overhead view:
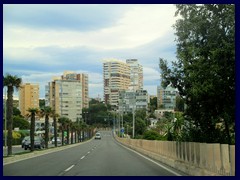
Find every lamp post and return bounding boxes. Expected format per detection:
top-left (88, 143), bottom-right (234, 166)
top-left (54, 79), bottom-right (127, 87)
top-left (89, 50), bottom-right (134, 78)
top-left (4, 87), bottom-right (7, 148)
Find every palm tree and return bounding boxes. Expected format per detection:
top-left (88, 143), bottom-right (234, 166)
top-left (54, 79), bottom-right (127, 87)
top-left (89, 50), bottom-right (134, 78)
top-left (27, 108), bottom-right (39, 152)
top-left (58, 116), bottom-right (69, 145)
top-left (52, 111), bottom-right (59, 147)
top-left (3, 74), bottom-right (22, 156)
top-left (41, 106), bottom-right (52, 149)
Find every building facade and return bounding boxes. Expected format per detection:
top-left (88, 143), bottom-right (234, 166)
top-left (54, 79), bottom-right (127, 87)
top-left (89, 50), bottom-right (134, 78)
top-left (103, 59), bottom-right (144, 108)
top-left (103, 59), bottom-right (130, 107)
top-left (118, 89), bottom-right (148, 113)
top-left (157, 84), bottom-right (178, 109)
top-left (45, 71), bottom-right (89, 122)
top-left (19, 83), bottom-right (39, 116)
top-left (126, 59), bottom-right (143, 91)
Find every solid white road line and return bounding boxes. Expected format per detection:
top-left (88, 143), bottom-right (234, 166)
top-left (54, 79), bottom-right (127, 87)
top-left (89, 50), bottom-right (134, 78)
top-left (116, 141), bottom-right (182, 176)
top-left (65, 165), bottom-right (75, 172)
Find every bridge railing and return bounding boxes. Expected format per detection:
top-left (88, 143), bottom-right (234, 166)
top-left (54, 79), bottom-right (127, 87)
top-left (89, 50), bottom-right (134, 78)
top-left (116, 137), bottom-right (235, 176)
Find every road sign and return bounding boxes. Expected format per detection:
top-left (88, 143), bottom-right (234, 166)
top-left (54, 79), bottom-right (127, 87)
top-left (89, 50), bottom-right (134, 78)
top-left (121, 129), bottom-right (124, 133)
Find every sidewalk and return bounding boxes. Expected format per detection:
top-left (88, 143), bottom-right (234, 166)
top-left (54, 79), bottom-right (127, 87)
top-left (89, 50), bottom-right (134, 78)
top-left (3, 141), bottom-right (88, 165)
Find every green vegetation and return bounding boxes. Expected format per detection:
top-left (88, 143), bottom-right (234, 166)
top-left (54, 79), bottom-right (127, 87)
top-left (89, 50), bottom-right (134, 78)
top-left (159, 4), bottom-right (235, 144)
top-left (4, 74), bottom-right (22, 155)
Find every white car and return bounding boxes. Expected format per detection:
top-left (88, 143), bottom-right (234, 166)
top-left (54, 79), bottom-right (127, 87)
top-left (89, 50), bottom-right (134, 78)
top-left (52, 137), bottom-right (61, 144)
top-left (95, 133), bottom-right (101, 140)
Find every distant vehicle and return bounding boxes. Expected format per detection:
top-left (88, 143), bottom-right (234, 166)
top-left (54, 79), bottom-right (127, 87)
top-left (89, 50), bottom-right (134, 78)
top-left (21, 136), bottom-right (30, 148)
top-left (52, 137), bottom-right (61, 144)
top-left (95, 132), bottom-right (101, 140)
top-left (23, 136), bottom-right (45, 150)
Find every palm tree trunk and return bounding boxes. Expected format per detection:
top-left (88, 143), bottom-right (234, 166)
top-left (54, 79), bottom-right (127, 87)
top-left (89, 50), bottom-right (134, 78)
top-left (30, 112), bottom-right (35, 152)
top-left (75, 130), bottom-right (77, 144)
top-left (71, 129), bottom-right (73, 144)
top-left (6, 86), bottom-right (13, 156)
top-left (53, 117), bottom-right (57, 147)
top-left (61, 128), bottom-right (64, 145)
top-left (45, 115), bottom-right (49, 148)
top-left (67, 125), bottom-right (70, 144)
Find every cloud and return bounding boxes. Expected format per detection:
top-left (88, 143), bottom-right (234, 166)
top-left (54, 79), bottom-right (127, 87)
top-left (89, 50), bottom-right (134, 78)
top-left (4, 4), bottom-right (179, 98)
top-left (3, 4), bottom-right (126, 31)
top-left (4, 4), bottom-right (177, 50)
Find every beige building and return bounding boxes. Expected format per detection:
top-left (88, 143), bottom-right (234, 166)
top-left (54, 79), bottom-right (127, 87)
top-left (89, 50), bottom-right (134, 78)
top-left (103, 59), bottom-right (131, 107)
top-left (45, 71), bottom-right (89, 122)
top-left (126, 59), bottom-right (143, 91)
top-left (19, 83), bottom-right (39, 116)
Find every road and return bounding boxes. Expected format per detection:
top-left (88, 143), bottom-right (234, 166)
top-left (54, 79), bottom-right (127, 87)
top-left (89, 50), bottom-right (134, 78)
top-left (3, 130), bottom-right (186, 176)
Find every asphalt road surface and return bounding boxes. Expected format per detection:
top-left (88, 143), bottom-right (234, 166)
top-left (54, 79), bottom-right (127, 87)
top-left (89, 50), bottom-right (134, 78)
top-left (3, 131), bottom-right (186, 176)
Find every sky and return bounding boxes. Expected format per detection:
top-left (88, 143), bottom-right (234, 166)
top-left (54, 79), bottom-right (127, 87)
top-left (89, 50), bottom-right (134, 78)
top-left (3, 4), bottom-right (179, 99)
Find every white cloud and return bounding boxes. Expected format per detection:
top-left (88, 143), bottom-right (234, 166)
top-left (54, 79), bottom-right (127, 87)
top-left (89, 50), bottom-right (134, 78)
top-left (4, 4), bottom-right (177, 50)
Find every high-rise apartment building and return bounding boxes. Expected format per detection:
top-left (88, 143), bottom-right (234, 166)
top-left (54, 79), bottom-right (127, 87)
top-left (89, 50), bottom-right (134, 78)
top-left (126, 59), bottom-right (143, 91)
top-left (119, 89), bottom-right (148, 113)
top-left (157, 84), bottom-right (178, 109)
top-left (19, 83), bottom-right (39, 116)
top-left (45, 71), bottom-right (89, 122)
top-left (103, 59), bottom-right (130, 107)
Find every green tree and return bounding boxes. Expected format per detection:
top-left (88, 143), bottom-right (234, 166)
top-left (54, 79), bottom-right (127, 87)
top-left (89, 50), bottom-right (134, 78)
top-left (41, 106), bottom-right (52, 148)
top-left (4, 74), bottom-right (22, 155)
top-left (159, 4), bottom-right (235, 144)
top-left (13, 116), bottom-right (30, 130)
top-left (175, 95), bottom-right (185, 112)
top-left (52, 111), bottom-right (59, 147)
top-left (39, 99), bottom-right (45, 109)
top-left (13, 107), bottom-right (22, 117)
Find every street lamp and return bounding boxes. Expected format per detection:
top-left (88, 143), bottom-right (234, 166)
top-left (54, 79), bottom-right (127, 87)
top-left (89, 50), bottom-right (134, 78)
top-left (4, 87), bottom-right (7, 148)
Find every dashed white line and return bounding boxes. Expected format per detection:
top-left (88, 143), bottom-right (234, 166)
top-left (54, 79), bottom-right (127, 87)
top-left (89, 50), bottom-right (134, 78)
top-left (87, 151), bottom-right (90, 154)
top-left (81, 156), bottom-right (85, 159)
top-left (64, 165), bottom-right (74, 172)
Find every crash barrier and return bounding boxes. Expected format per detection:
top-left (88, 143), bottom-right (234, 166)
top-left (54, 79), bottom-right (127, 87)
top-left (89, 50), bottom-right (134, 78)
top-left (116, 137), bottom-right (235, 176)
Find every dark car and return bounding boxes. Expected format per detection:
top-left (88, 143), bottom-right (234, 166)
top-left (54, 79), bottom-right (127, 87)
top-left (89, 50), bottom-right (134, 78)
top-left (23, 136), bottom-right (45, 150)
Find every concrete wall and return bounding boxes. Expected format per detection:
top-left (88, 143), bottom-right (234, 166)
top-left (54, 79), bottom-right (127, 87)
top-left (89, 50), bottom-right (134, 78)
top-left (116, 137), bottom-right (235, 176)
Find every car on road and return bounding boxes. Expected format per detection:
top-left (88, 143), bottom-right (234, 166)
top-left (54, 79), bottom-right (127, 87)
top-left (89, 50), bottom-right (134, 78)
top-left (21, 136), bottom-right (30, 148)
top-left (95, 132), bottom-right (101, 140)
top-left (51, 137), bottom-right (61, 144)
top-left (23, 136), bottom-right (45, 150)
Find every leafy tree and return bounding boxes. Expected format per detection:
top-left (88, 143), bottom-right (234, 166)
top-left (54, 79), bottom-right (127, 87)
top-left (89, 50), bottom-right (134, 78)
top-left (135, 117), bottom-right (147, 136)
top-left (175, 96), bottom-right (185, 112)
top-left (3, 74), bottom-right (22, 155)
top-left (143, 130), bottom-right (162, 140)
top-left (159, 4), bottom-right (235, 144)
top-left (13, 116), bottom-right (30, 130)
top-left (39, 99), bottom-right (45, 109)
top-left (13, 107), bottom-right (22, 117)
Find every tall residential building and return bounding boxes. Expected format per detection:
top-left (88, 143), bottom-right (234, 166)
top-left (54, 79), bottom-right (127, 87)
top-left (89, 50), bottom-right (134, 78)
top-left (126, 59), bottom-right (143, 91)
top-left (103, 59), bottom-right (130, 107)
top-left (157, 84), bottom-right (178, 109)
top-left (118, 89), bottom-right (149, 113)
top-left (45, 71), bottom-right (89, 122)
top-left (19, 83), bottom-right (39, 116)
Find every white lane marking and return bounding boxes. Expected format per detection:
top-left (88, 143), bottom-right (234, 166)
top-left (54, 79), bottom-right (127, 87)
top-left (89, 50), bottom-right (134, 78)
top-left (87, 151), bottom-right (90, 154)
top-left (81, 156), bottom-right (85, 159)
top-left (116, 141), bottom-right (182, 176)
top-left (65, 165), bottom-right (74, 172)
